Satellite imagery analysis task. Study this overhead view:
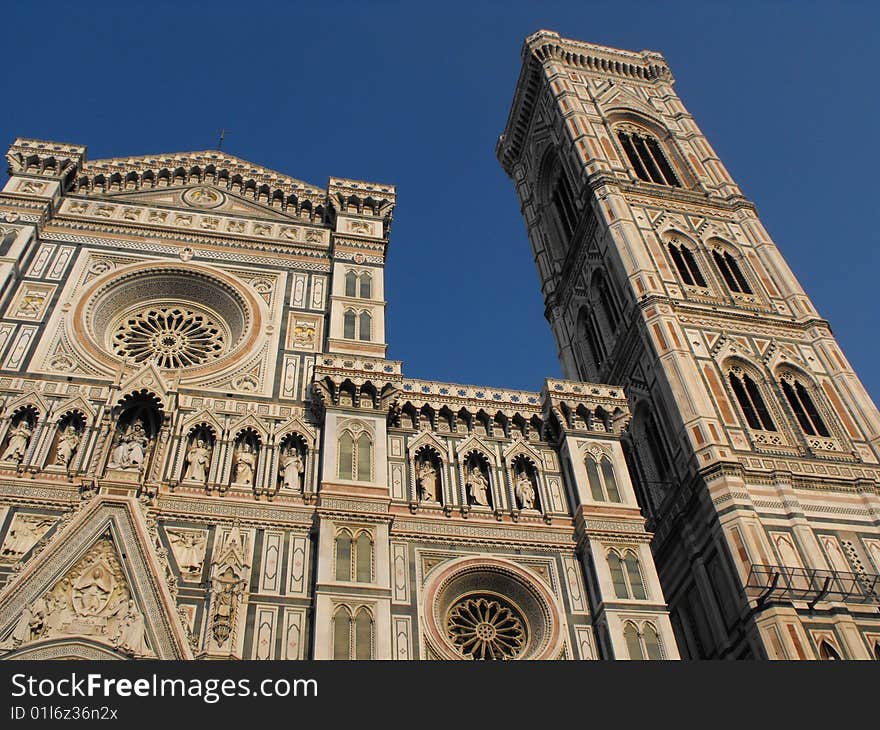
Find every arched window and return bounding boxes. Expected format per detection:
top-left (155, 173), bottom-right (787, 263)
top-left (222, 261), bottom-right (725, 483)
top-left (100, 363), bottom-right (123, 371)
top-left (586, 454), bottom-right (622, 503)
top-left (608, 549), bottom-right (647, 599)
top-left (343, 309), bottom-right (356, 339)
top-left (358, 311), bottom-right (372, 342)
top-left (354, 609), bottom-right (373, 660)
top-left (333, 608), bottom-right (351, 660)
top-left (642, 624), bottom-right (663, 660)
top-left (338, 429), bottom-right (372, 481)
top-left (624, 551), bottom-right (647, 600)
top-left (359, 272), bottom-right (372, 299)
top-left (335, 529), bottom-right (373, 583)
top-left (624, 623), bottom-right (644, 659)
top-left (355, 532), bottom-right (373, 582)
top-left (819, 640), bottom-right (841, 660)
top-left (539, 151), bottom-right (583, 262)
top-left (623, 622), bottom-right (663, 660)
top-left (712, 249), bottom-right (752, 294)
top-left (338, 431), bottom-right (354, 479)
top-left (595, 271), bottom-right (621, 331)
top-left (335, 530), bottom-right (353, 581)
top-left (578, 306), bottom-right (606, 372)
top-left (667, 242), bottom-right (707, 287)
top-left (332, 606), bottom-right (373, 660)
top-left (617, 128), bottom-right (680, 187)
top-left (345, 271), bottom-right (358, 298)
top-left (551, 167), bottom-right (578, 240)
top-left (601, 456), bottom-right (621, 502)
top-left (586, 457), bottom-right (604, 502)
top-left (728, 369), bottom-right (776, 431)
top-left (356, 432), bottom-right (372, 481)
top-left (779, 375), bottom-right (830, 437)
top-left (608, 551), bottom-right (629, 598)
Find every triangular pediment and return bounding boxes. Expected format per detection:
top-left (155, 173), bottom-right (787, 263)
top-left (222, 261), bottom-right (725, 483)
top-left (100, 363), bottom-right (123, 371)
top-left (596, 83), bottom-right (657, 119)
top-left (100, 185), bottom-right (300, 223)
top-left (0, 496), bottom-right (192, 660)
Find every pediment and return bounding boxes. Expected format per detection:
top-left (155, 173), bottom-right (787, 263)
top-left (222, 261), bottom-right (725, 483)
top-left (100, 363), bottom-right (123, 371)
top-left (0, 496), bottom-right (192, 660)
top-left (595, 83), bottom-right (658, 119)
top-left (102, 185), bottom-right (299, 223)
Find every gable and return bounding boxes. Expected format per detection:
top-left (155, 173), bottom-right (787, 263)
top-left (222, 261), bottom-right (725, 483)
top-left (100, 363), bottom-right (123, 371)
top-left (94, 185), bottom-right (302, 223)
top-left (0, 496), bottom-right (192, 660)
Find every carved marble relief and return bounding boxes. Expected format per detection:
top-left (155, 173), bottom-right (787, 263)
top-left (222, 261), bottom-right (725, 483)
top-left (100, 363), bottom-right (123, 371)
top-left (2, 536), bottom-right (153, 657)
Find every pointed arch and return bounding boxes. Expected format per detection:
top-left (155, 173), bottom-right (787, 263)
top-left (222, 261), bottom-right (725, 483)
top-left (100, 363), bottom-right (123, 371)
top-left (818, 640), bottom-right (841, 660)
top-left (624, 622), bottom-right (644, 659)
top-left (335, 529), bottom-right (353, 582)
top-left (332, 605), bottom-right (352, 660)
top-left (354, 607), bottom-right (373, 660)
top-left (724, 359), bottom-right (777, 432)
top-left (776, 367), bottom-right (832, 438)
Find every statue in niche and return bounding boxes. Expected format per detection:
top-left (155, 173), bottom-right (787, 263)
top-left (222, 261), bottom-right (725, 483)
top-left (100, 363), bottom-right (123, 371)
top-left (515, 471), bottom-right (537, 510)
top-left (417, 458), bottom-right (439, 502)
top-left (233, 442), bottom-right (256, 486)
top-left (279, 446), bottom-right (304, 491)
top-left (183, 438), bottom-right (211, 483)
top-left (107, 418), bottom-right (149, 470)
top-left (210, 565), bottom-right (246, 646)
top-left (465, 465), bottom-right (490, 506)
top-left (1, 420), bottom-right (33, 464)
top-left (55, 425), bottom-right (81, 467)
top-left (115, 600), bottom-right (149, 656)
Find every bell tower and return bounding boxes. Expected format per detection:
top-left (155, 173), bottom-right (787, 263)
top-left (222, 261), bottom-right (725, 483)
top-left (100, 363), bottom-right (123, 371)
top-left (498, 30), bottom-right (880, 659)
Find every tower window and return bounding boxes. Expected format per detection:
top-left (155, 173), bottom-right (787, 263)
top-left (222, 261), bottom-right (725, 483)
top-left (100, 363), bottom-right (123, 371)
top-left (359, 272), bottom-right (372, 299)
top-left (623, 621), bottom-right (664, 660)
top-left (343, 308), bottom-right (372, 342)
top-left (617, 129), bottom-right (680, 187)
top-left (712, 250), bottom-right (752, 294)
top-left (607, 549), bottom-right (647, 599)
top-left (335, 528), bottom-right (374, 583)
top-left (332, 606), bottom-right (374, 660)
top-left (780, 376), bottom-right (830, 437)
top-left (345, 271), bottom-right (358, 298)
top-left (728, 370), bottom-right (776, 431)
top-left (338, 429), bottom-right (373, 481)
top-left (586, 455), bottom-right (622, 503)
top-left (551, 169), bottom-right (578, 239)
top-left (344, 270), bottom-right (373, 299)
top-left (668, 242), bottom-right (706, 287)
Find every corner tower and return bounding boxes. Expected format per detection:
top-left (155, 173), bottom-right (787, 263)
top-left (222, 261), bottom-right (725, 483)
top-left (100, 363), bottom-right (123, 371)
top-left (498, 30), bottom-right (880, 659)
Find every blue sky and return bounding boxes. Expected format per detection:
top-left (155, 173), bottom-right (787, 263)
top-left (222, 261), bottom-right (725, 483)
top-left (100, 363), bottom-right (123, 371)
top-left (2, 1), bottom-right (878, 402)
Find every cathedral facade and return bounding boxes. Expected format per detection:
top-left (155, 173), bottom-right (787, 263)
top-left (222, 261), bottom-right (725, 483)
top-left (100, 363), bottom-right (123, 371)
top-left (0, 129), bottom-right (674, 659)
top-left (0, 30), bottom-right (876, 663)
top-left (497, 31), bottom-right (880, 659)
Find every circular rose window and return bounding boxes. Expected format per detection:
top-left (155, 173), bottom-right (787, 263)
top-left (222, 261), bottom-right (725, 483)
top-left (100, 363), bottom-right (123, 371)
top-left (446, 594), bottom-right (527, 660)
top-left (72, 263), bottom-right (261, 375)
top-left (110, 305), bottom-right (227, 369)
top-left (422, 557), bottom-right (564, 661)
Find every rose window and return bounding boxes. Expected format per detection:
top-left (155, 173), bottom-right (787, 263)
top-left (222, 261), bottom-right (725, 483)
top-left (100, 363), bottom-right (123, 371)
top-left (73, 264), bottom-right (259, 375)
top-left (446, 595), bottom-right (527, 660)
top-left (111, 306), bottom-right (226, 368)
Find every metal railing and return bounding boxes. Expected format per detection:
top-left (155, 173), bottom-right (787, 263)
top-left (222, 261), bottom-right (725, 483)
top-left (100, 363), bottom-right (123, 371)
top-left (745, 564), bottom-right (880, 609)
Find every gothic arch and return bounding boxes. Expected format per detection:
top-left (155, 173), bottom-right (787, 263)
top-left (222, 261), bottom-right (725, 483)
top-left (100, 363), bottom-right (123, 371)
top-left (536, 146), bottom-right (579, 264)
top-left (607, 111), bottom-right (690, 188)
top-left (704, 236), bottom-right (756, 296)
top-left (773, 364), bottom-right (837, 441)
top-left (456, 434), bottom-right (498, 468)
top-left (721, 357), bottom-right (781, 434)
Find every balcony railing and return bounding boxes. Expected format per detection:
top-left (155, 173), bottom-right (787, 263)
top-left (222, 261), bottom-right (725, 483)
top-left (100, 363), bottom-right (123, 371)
top-left (745, 564), bottom-right (880, 609)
